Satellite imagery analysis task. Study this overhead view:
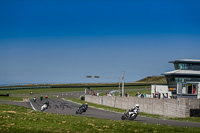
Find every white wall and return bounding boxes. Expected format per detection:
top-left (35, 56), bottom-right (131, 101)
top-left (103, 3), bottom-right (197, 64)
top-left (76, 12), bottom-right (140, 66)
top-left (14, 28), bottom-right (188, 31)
top-left (151, 85), bottom-right (172, 98)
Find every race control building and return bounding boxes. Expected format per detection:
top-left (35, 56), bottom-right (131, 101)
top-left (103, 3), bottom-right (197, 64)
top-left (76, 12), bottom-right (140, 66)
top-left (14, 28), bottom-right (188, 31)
top-left (151, 59), bottom-right (200, 99)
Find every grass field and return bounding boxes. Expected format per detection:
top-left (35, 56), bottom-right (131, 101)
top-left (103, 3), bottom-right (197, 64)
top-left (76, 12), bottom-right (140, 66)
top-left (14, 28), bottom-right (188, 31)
top-left (0, 103), bottom-right (200, 133)
top-left (1, 85), bottom-right (200, 132)
top-left (0, 86), bottom-right (150, 101)
top-left (0, 87), bottom-right (84, 94)
top-left (0, 96), bottom-right (24, 101)
top-left (0, 86), bottom-right (149, 94)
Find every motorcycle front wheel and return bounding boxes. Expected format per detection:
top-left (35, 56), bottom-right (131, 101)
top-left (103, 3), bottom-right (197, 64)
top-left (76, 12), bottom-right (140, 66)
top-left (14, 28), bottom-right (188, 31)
top-left (121, 114), bottom-right (126, 120)
top-left (130, 114), bottom-right (137, 120)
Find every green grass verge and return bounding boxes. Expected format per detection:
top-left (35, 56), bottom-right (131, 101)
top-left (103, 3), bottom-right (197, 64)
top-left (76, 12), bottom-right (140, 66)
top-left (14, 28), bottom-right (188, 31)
top-left (0, 86), bottom-right (150, 94)
top-left (0, 88), bottom-right (85, 94)
top-left (65, 97), bottom-right (200, 124)
top-left (0, 86), bottom-right (150, 101)
top-left (0, 103), bottom-right (200, 133)
top-left (169, 117), bottom-right (200, 124)
top-left (0, 96), bottom-right (24, 101)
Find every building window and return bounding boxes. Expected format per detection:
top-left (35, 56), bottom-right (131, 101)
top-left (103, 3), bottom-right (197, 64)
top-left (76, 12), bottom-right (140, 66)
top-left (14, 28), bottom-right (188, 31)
top-left (188, 84), bottom-right (192, 94)
top-left (175, 77), bottom-right (187, 83)
top-left (193, 84), bottom-right (197, 94)
top-left (182, 84), bottom-right (187, 94)
top-left (167, 77), bottom-right (175, 84)
top-left (179, 63), bottom-right (188, 70)
top-left (182, 83), bottom-right (198, 95)
top-left (174, 63), bottom-right (179, 70)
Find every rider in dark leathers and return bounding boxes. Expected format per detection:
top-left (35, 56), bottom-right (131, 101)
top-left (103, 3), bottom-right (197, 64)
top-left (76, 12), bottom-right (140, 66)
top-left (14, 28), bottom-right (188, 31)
top-left (76, 103), bottom-right (88, 114)
top-left (79, 103), bottom-right (88, 112)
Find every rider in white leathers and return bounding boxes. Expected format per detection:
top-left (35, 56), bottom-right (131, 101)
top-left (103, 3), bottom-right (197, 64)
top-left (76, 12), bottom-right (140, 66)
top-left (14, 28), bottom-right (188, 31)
top-left (128, 104), bottom-right (139, 117)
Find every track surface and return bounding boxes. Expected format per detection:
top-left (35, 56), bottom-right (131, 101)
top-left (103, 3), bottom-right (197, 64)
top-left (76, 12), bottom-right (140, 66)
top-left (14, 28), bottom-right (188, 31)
top-left (30, 98), bottom-right (121, 120)
top-left (30, 98), bottom-right (200, 128)
top-left (1, 98), bottom-right (200, 128)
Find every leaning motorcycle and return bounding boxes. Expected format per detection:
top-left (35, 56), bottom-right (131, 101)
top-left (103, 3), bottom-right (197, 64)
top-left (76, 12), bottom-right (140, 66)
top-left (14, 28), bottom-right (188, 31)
top-left (76, 104), bottom-right (88, 114)
top-left (121, 108), bottom-right (139, 120)
top-left (76, 107), bottom-right (84, 114)
top-left (33, 97), bottom-right (36, 102)
top-left (41, 103), bottom-right (48, 111)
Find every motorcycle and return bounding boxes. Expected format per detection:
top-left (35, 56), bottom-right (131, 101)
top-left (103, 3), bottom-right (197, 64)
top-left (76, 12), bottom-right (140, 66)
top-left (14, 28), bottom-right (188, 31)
top-left (76, 104), bottom-right (88, 114)
top-left (121, 108), bottom-right (139, 120)
top-left (33, 97), bottom-right (36, 102)
top-left (76, 107), bottom-right (84, 114)
top-left (41, 102), bottom-right (49, 111)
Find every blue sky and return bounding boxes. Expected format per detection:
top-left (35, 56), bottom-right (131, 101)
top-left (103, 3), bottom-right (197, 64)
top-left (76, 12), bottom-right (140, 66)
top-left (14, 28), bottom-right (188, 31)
top-left (0, 0), bottom-right (200, 84)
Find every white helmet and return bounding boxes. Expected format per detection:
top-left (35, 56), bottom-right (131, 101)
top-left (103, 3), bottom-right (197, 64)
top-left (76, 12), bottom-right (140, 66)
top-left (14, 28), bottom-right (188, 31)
top-left (135, 104), bottom-right (139, 108)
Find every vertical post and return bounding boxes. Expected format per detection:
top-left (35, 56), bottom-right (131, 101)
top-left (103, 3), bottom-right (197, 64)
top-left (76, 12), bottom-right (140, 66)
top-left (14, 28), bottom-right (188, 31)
top-left (118, 78), bottom-right (120, 91)
top-left (118, 78), bottom-right (120, 96)
top-left (122, 71), bottom-right (125, 97)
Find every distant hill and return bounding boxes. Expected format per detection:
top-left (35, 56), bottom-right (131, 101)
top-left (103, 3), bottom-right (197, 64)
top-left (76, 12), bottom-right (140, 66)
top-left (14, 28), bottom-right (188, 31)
top-left (134, 76), bottom-right (167, 84)
top-left (0, 76), bottom-right (167, 89)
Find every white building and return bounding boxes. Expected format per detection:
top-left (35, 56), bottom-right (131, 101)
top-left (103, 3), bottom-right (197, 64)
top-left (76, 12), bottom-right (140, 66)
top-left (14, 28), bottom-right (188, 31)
top-left (151, 59), bottom-right (200, 99)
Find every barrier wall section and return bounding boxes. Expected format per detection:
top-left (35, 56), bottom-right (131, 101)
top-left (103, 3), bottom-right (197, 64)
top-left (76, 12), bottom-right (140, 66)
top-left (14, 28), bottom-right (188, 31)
top-left (85, 95), bottom-right (191, 117)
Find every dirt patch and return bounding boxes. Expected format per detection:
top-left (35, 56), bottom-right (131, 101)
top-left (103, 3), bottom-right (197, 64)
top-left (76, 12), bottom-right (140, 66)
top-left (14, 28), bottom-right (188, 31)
top-left (3, 111), bottom-right (16, 114)
top-left (23, 98), bottom-right (28, 102)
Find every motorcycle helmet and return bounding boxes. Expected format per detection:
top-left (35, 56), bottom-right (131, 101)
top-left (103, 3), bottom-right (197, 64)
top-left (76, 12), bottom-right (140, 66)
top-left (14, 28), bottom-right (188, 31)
top-left (135, 104), bottom-right (139, 109)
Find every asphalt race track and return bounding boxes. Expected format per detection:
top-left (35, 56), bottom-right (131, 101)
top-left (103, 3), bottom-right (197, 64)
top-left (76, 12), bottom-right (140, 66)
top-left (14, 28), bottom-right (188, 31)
top-left (29, 98), bottom-right (121, 120)
top-left (31, 98), bottom-right (200, 128)
top-left (1, 98), bottom-right (200, 128)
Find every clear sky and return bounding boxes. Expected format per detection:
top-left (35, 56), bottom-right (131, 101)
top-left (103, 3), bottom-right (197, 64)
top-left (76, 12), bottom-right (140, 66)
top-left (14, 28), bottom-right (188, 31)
top-left (0, 0), bottom-right (200, 85)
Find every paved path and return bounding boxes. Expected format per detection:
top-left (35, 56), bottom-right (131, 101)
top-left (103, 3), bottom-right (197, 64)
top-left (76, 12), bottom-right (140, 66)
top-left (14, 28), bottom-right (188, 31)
top-left (1, 98), bottom-right (200, 128)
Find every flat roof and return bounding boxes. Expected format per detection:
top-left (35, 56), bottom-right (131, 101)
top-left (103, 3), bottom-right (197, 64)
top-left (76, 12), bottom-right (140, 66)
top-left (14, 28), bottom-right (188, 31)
top-left (162, 70), bottom-right (200, 76)
top-left (169, 59), bottom-right (200, 64)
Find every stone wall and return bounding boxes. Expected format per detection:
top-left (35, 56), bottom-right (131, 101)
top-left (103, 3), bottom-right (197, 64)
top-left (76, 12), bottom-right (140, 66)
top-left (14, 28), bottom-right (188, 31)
top-left (85, 95), bottom-right (192, 117)
top-left (189, 99), bottom-right (200, 117)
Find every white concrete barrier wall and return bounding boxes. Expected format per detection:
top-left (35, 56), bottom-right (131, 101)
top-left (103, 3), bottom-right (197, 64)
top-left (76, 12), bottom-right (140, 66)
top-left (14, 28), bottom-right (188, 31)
top-left (85, 95), bottom-right (191, 117)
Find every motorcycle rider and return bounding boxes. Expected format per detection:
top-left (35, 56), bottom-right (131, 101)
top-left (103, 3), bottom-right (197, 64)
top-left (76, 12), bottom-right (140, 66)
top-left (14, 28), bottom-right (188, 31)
top-left (76, 103), bottom-right (88, 114)
top-left (33, 96), bottom-right (36, 102)
top-left (40, 95), bottom-right (43, 101)
top-left (121, 104), bottom-right (139, 120)
top-left (128, 104), bottom-right (139, 116)
top-left (79, 103), bottom-right (88, 112)
top-left (44, 101), bottom-right (49, 109)
top-left (41, 101), bottom-right (50, 111)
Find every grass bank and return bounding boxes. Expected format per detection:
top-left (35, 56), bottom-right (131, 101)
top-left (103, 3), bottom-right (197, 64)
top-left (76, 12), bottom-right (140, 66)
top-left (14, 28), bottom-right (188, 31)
top-left (0, 103), bottom-right (199, 133)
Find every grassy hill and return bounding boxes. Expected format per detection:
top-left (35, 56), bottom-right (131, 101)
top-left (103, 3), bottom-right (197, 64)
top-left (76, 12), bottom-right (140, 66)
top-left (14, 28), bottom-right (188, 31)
top-left (134, 76), bottom-right (167, 84)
